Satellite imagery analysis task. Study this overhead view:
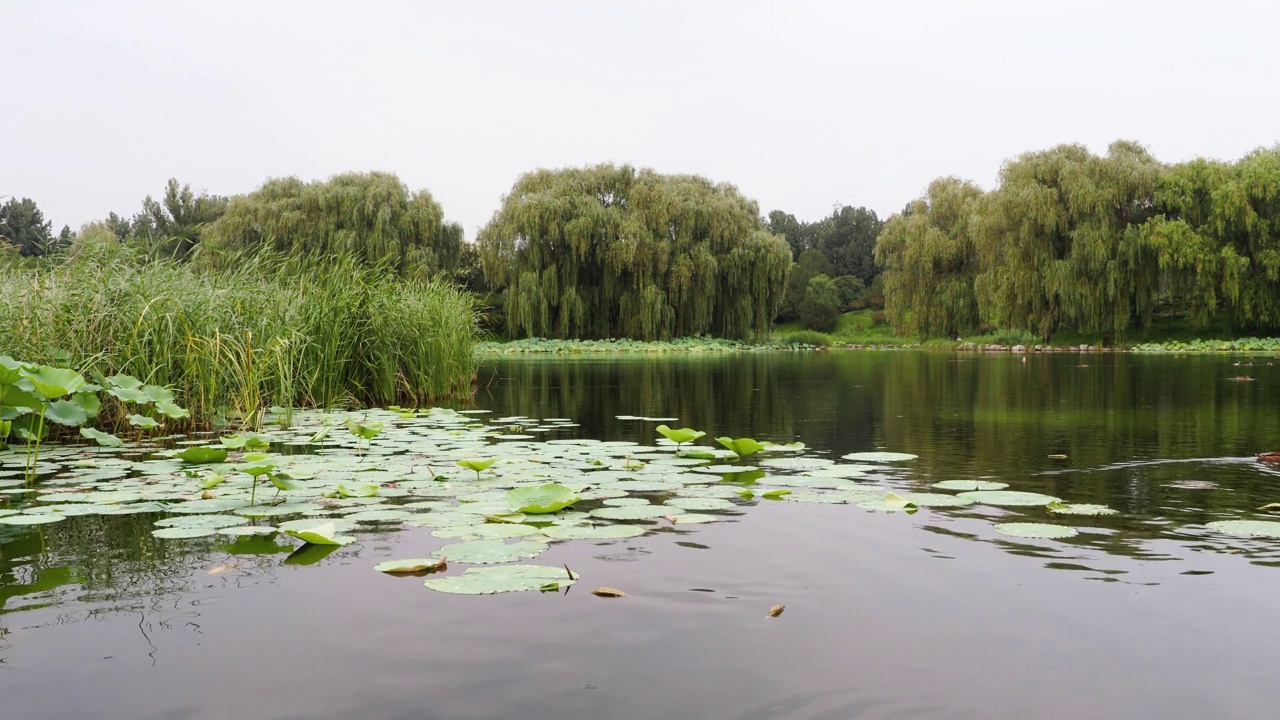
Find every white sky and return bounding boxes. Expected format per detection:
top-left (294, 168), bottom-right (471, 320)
top-left (5, 0), bottom-right (1278, 237)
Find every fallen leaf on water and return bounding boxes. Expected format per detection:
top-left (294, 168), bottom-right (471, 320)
top-left (201, 491), bottom-right (216, 499)
top-left (207, 563), bottom-right (238, 576)
top-left (663, 514), bottom-right (677, 523)
top-left (767, 604), bottom-right (785, 618)
top-left (592, 587), bottom-right (627, 598)
top-left (1047, 454), bottom-right (1068, 460)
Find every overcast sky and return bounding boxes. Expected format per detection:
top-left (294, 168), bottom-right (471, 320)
top-left (6, 0), bottom-right (1279, 237)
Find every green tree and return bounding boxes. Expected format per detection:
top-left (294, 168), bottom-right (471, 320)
top-left (478, 164), bottom-right (792, 341)
top-left (765, 210), bottom-right (819, 259)
top-left (138, 179), bottom-right (228, 259)
top-left (780, 249), bottom-right (833, 321)
top-left (832, 275), bottom-right (865, 311)
top-left (973, 141), bottom-right (1162, 343)
top-left (203, 172), bottom-right (463, 278)
top-left (816, 206), bottom-right (883, 284)
top-left (876, 177), bottom-right (985, 339)
top-left (0, 198), bottom-right (56, 256)
top-left (798, 274), bottom-right (841, 332)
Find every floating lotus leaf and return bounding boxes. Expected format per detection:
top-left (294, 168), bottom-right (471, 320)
top-left (284, 522), bottom-right (354, 546)
top-left (155, 514), bottom-right (247, 529)
top-left (759, 457), bottom-right (834, 471)
top-left (404, 512), bottom-right (487, 528)
top-left (957, 490), bottom-right (1060, 507)
top-left (431, 539), bottom-right (548, 564)
top-left (219, 526), bottom-right (280, 537)
top-left (803, 465), bottom-right (873, 478)
top-left (152, 526), bottom-right (217, 539)
top-left (994, 523), bottom-right (1079, 539)
top-left (671, 513), bottom-right (720, 524)
top-left (1047, 501), bottom-right (1118, 516)
top-left (540, 523), bottom-right (647, 540)
top-left (589, 505), bottom-right (685, 520)
top-left (506, 483), bottom-right (580, 514)
top-left (606, 479), bottom-right (683, 492)
top-left (931, 480), bottom-right (1009, 491)
top-left (344, 508), bottom-right (413, 523)
top-left (374, 558), bottom-right (447, 574)
top-left (841, 451), bottom-right (918, 462)
top-left (1205, 520), bottom-right (1280, 538)
top-left (424, 564), bottom-right (579, 595)
top-left (858, 492), bottom-right (919, 513)
top-left (760, 489), bottom-right (792, 499)
top-left (166, 498), bottom-right (249, 514)
top-left (431, 524), bottom-right (541, 540)
top-left (602, 497), bottom-right (652, 507)
top-left (0, 513), bottom-right (68, 525)
top-left (236, 502), bottom-right (325, 519)
top-left (899, 492), bottom-right (976, 507)
top-left (175, 446), bottom-right (229, 464)
top-left (277, 517), bottom-right (357, 533)
top-left (664, 497), bottom-right (735, 511)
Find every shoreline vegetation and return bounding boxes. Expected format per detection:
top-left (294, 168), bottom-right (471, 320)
top-left (6, 142), bottom-right (1280, 428)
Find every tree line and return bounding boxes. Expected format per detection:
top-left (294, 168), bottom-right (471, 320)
top-left (7, 140), bottom-right (1280, 342)
top-left (877, 141), bottom-right (1280, 342)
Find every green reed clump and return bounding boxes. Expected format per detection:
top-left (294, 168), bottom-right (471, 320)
top-left (0, 242), bottom-right (478, 426)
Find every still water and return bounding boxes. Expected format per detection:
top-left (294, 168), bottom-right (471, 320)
top-left (3, 351), bottom-right (1280, 720)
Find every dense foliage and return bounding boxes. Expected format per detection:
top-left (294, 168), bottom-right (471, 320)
top-left (877, 142), bottom-right (1280, 341)
top-left (202, 172), bottom-right (464, 279)
top-left (0, 242), bottom-right (479, 424)
top-left (478, 164), bottom-right (792, 341)
top-left (0, 197), bottom-right (71, 257)
top-left (766, 206), bottom-right (884, 329)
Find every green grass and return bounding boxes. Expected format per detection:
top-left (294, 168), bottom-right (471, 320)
top-left (0, 243), bottom-right (479, 427)
top-left (774, 310), bottom-right (903, 345)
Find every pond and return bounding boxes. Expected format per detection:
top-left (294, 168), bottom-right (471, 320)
top-left (2, 351), bottom-right (1280, 719)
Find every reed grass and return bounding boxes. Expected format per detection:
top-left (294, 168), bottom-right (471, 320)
top-left (0, 242), bottom-right (478, 427)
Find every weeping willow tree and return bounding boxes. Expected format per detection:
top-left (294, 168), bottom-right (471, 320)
top-left (202, 172), bottom-right (463, 278)
top-left (478, 164), bottom-right (791, 341)
top-left (876, 177), bottom-right (985, 339)
top-left (1140, 147), bottom-right (1280, 331)
top-left (972, 141), bottom-right (1162, 343)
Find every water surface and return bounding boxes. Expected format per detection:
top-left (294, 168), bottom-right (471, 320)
top-left (3, 351), bottom-right (1280, 719)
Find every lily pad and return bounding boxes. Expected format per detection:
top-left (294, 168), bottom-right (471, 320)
top-left (589, 505), bottom-right (684, 521)
top-left (957, 490), bottom-right (1061, 507)
top-left (431, 539), bottom-right (548, 564)
top-left (994, 522), bottom-right (1079, 539)
top-left (431, 524), bottom-right (541, 540)
top-left (283, 522), bottom-right (354, 546)
top-left (506, 483), bottom-right (580, 514)
top-left (1047, 501), bottom-right (1118, 516)
top-left (424, 565), bottom-right (579, 595)
top-left (1205, 520), bottom-right (1280, 538)
top-left (540, 523), bottom-right (647, 540)
top-left (841, 451), bottom-right (918, 463)
top-left (670, 513), bottom-right (720, 524)
top-left (0, 514), bottom-right (68, 526)
top-left (374, 558), bottom-right (448, 574)
top-left (152, 526), bottom-right (218, 539)
top-left (175, 446), bottom-right (229, 464)
top-left (931, 480), bottom-right (1009, 491)
top-left (664, 497), bottom-right (735, 511)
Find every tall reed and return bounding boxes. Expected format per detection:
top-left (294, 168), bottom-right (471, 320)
top-left (0, 242), bottom-right (479, 427)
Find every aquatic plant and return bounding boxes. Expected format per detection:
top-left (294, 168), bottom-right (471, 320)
top-left (655, 425), bottom-right (705, 454)
top-left (716, 436), bottom-right (767, 457)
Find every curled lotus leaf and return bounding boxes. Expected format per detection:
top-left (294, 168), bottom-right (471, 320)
top-left (80, 427), bottom-right (124, 448)
top-left (715, 437), bottom-right (767, 457)
top-left (175, 446), bottom-right (229, 464)
top-left (655, 425), bottom-right (705, 445)
top-left (284, 522), bottom-right (354, 546)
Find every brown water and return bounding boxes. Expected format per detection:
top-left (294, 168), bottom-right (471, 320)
top-left (3, 351), bottom-right (1280, 719)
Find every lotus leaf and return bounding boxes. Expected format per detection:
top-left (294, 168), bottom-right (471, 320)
top-left (957, 490), bottom-right (1060, 506)
top-left (655, 425), bottom-right (705, 445)
top-left (994, 522), bottom-right (1079, 539)
top-left (507, 483), bottom-right (580, 513)
top-left (284, 522), bottom-right (354, 546)
top-left (540, 523), bottom-right (647, 540)
top-left (21, 366), bottom-right (88, 399)
top-left (80, 427), bottom-right (124, 447)
top-left (664, 497), bottom-right (735, 511)
top-left (424, 564), bottom-right (579, 595)
top-left (374, 558), bottom-right (447, 574)
top-left (671, 513), bottom-right (720, 524)
top-left (716, 437), bottom-right (767, 456)
top-left (431, 539), bottom-right (548, 564)
top-left (176, 446), bottom-right (229, 464)
top-left (931, 480), bottom-right (1009, 491)
top-left (0, 513), bottom-right (68, 525)
top-left (1047, 501), bottom-right (1118, 516)
top-left (128, 414), bottom-right (160, 429)
top-left (1205, 520), bottom-right (1280, 538)
top-left (152, 526), bottom-right (218, 539)
top-left (841, 451), bottom-right (918, 462)
top-left (590, 505), bottom-right (684, 520)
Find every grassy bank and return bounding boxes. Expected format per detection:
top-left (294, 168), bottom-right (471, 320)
top-left (477, 336), bottom-right (828, 355)
top-left (0, 244), bottom-right (479, 425)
